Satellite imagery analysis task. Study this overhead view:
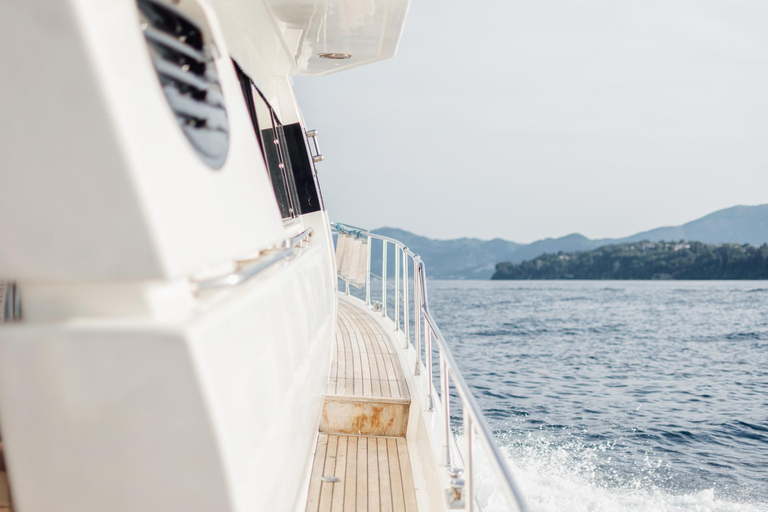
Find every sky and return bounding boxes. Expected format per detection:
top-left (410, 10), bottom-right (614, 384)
top-left (294, 0), bottom-right (768, 243)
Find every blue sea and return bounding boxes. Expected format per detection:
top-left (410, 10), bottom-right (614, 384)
top-left (427, 281), bottom-right (768, 512)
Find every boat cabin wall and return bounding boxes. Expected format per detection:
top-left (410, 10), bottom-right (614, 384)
top-left (206, 0), bottom-right (295, 113)
top-left (0, 0), bottom-right (295, 283)
top-left (0, 236), bottom-right (336, 512)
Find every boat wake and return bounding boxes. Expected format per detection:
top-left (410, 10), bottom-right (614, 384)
top-left (464, 433), bottom-right (768, 512)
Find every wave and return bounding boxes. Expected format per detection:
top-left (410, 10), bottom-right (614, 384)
top-left (465, 433), bottom-right (768, 512)
top-left (472, 325), bottom-right (625, 337)
top-left (724, 332), bottom-right (768, 341)
top-left (505, 473), bottom-right (768, 512)
top-left (473, 329), bottom-right (517, 337)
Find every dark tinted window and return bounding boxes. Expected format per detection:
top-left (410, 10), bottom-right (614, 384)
top-left (260, 122), bottom-right (293, 218)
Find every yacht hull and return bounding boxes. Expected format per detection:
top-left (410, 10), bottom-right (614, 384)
top-left (0, 213), bottom-right (337, 512)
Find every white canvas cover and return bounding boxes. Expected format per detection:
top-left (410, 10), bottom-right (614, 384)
top-left (335, 233), bottom-right (368, 288)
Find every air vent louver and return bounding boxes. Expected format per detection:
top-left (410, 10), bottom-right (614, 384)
top-left (138, 0), bottom-right (229, 169)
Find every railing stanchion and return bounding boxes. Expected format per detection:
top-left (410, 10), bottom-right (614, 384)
top-left (425, 318), bottom-right (434, 411)
top-left (366, 235), bottom-right (371, 306)
top-left (414, 261), bottom-right (421, 376)
top-left (464, 413), bottom-right (474, 512)
top-left (441, 352), bottom-right (453, 467)
top-left (382, 241), bottom-right (387, 317)
top-left (395, 246), bottom-right (400, 329)
top-left (403, 250), bottom-right (409, 348)
top-left (345, 280), bottom-right (350, 295)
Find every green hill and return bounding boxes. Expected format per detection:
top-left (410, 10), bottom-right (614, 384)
top-left (492, 241), bottom-right (768, 280)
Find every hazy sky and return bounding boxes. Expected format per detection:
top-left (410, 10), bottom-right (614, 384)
top-left (294, 0), bottom-right (768, 243)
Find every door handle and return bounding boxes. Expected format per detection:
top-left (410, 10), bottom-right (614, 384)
top-left (306, 129), bottom-right (324, 163)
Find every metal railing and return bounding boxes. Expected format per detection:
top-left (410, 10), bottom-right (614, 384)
top-left (332, 222), bottom-right (526, 512)
top-left (191, 228), bottom-right (313, 292)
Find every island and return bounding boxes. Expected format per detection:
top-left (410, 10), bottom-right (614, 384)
top-left (492, 241), bottom-right (768, 280)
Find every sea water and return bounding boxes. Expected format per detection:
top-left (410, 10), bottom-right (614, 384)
top-left (427, 280), bottom-right (768, 512)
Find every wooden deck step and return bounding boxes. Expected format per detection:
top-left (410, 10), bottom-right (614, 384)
top-left (321, 396), bottom-right (409, 437)
top-left (305, 434), bottom-right (418, 512)
top-left (323, 299), bottom-right (411, 437)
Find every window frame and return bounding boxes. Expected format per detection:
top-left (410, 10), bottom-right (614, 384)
top-left (233, 59), bottom-right (324, 220)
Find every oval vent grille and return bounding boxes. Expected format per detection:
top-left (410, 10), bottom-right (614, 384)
top-left (137, 0), bottom-right (229, 169)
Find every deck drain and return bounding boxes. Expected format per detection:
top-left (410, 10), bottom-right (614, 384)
top-left (321, 476), bottom-right (340, 483)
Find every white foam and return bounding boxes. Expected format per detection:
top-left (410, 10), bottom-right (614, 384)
top-left (460, 433), bottom-right (768, 512)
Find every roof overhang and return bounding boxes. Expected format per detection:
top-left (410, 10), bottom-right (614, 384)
top-left (263, 0), bottom-right (410, 75)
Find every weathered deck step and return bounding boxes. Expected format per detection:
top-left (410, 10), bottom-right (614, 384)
top-left (321, 395), bottom-right (409, 437)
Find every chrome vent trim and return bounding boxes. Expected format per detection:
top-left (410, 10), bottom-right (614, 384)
top-left (138, 0), bottom-right (229, 169)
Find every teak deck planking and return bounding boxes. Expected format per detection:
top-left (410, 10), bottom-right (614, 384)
top-left (308, 297), bottom-right (419, 512)
top-left (305, 434), bottom-right (418, 512)
top-left (327, 301), bottom-right (410, 400)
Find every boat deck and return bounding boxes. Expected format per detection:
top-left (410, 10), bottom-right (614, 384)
top-left (329, 301), bottom-right (410, 400)
top-left (306, 297), bottom-right (418, 512)
top-left (306, 434), bottom-right (417, 512)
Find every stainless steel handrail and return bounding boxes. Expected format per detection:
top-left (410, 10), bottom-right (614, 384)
top-left (332, 222), bottom-right (527, 512)
top-left (192, 228), bottom-right (313, 292)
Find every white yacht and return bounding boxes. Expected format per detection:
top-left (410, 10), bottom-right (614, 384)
top-left (0, 1), bottom-right (525, 511)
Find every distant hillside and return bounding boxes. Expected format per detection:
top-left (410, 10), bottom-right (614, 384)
top-left (620, 205), bottom-right (768, 246)
top-left (503, 233), bottom-right (598, 264)
top-left (369, 204), bottom-right (768, 279)
top-left (371, 227), bottom-right (521, 279)
top-left (492, 241), bottom-right (768, 280)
